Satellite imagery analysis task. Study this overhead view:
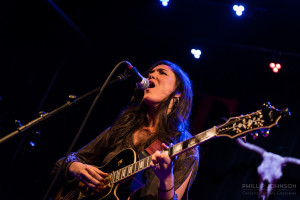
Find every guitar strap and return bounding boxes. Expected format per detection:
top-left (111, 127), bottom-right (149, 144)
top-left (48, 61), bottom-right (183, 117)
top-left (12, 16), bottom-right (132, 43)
top-left (139, 139), bottom-right (162, 159)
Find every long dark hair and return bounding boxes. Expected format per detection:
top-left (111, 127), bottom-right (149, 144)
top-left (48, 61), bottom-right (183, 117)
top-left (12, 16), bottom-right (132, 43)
top-left (107, 60), bottom-right (193, 147)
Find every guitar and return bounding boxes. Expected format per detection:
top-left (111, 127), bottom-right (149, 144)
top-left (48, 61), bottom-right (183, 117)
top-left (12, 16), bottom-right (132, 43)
top-left (54, 102), bottom-right (290, 200)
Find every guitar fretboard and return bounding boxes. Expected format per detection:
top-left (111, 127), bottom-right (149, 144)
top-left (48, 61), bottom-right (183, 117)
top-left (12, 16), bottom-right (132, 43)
top-left (110, 155), bottom-right (152, 184)
top-left (170, 127), bottom-right (217, 157)
top-left (109, 127), bottom-right (217, 184)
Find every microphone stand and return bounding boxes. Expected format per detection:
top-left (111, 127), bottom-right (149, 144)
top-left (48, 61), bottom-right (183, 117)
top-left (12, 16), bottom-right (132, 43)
top-left (0, 60), bottom-right (130, 200)
top-left (41, 60), bottom-right (130, 200)
top-left (0, 61), bottom-right (128, 145)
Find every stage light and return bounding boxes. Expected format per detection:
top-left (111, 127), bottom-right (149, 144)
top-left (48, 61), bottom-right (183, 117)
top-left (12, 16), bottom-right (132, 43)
top-left (191, 49), bottom-right (202, 59)
top-left (269, 62), bottom-right (275, 68)
top-left (275, 63), bottom-right (281, 69)
top-left (160, 0), bottom-right (169, 7)
top-left (233, 5), bottom-right (245, 16)
top-left (191, 49), bottom-right (201, 59)
top-left (30, 141), bottom-right (35, 147)
top-left (269, 62), bottom-right (281, 73)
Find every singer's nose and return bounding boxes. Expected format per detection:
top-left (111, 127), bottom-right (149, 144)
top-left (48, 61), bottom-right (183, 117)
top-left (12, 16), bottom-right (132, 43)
top-left (148, 74), bottom-right (155, 80)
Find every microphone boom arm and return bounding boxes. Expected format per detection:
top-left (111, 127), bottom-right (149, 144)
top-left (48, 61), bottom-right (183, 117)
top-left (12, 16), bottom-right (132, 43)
top-left (0, 61), bottom-right (128, 144)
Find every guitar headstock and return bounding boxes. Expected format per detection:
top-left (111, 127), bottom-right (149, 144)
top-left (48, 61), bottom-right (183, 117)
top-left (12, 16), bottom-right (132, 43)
top-left (216, 102), bottom-right (291, 140)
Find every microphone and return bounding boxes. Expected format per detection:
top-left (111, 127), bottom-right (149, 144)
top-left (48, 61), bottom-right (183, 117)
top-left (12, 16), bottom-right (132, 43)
top-left (125, 61), bottom-right (149, 90)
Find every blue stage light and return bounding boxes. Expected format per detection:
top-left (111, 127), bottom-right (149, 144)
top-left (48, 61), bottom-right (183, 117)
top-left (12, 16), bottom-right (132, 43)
top-left (30, 141), bottom-right (35, 147)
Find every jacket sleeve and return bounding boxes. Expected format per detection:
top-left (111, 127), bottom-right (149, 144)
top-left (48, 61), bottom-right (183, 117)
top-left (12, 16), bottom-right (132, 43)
top-left (50, 128), bottom-right (112, 185)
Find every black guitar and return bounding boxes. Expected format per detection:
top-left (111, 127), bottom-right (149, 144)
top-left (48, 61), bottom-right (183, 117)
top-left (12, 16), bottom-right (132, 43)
top-left (54, 102), bottom-right (290, 200)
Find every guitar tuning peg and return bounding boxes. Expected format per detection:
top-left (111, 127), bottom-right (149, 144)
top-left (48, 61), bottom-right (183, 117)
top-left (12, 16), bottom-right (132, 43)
top-left (68, 94), bottom-right (77, 102)
top-left (39, 111), bottom-right (46, 116)
top-left (281, 108), bottom-right (291, 117)
top-left (251, 132), bottom-right (259, 140)
top-left (15, 120), bottom-right (22, 127)
top-left (262, 129), bottom-right (270, 137)
top-left (262, 102), bottom-right (271, 109)
top-left (240, 136), bottom-right (247, 143)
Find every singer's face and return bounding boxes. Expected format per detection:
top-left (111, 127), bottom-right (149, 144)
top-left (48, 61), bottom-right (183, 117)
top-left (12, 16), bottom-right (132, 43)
top-left (143, 64), bottom-right (177, 107)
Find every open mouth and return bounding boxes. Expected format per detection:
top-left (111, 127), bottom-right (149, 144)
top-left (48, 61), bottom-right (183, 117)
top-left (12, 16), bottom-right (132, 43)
top-left (149, 81), bottom-right (155, 88)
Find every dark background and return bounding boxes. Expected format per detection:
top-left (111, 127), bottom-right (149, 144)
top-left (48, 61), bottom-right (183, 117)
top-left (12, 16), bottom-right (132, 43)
top-left (0, 0), bottom-right (299, 199)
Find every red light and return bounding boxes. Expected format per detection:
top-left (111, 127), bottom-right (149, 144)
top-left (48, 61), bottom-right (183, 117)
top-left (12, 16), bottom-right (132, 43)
top-left (269, 62), bottom-right (275, 68)
top-left (269, 62), bottom-right (282, 73)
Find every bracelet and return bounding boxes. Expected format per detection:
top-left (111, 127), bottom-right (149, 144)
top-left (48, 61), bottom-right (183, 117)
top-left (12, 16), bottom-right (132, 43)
top-left (158, 185), bottom-right (174, 192)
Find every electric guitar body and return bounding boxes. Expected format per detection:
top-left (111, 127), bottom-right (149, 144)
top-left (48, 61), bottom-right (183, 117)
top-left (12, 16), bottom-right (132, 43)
top-left (55, 148), bottom-right (147, 200)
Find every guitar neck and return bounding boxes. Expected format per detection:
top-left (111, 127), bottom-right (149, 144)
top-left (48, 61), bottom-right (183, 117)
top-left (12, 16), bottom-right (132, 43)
top-left (110, 154), bottom-right (152, 184)
top-left (109, 127), bottom-right (217, 184)
top-left (169, 127), bottom-right (217, 158)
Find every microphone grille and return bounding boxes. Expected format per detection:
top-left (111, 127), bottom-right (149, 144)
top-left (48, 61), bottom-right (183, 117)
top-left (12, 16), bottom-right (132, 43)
top-left (137, 78), bottom-right (149, 90)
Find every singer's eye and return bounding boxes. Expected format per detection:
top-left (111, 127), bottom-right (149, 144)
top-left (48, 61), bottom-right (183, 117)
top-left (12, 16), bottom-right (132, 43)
top-left (158, 69), bottom-right (167, 75)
